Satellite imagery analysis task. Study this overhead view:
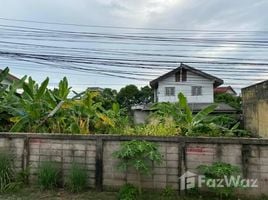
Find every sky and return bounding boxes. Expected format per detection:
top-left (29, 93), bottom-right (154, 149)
top-left (0, 0), bottom-right (268, 93)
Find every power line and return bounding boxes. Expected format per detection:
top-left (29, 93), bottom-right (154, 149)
top-left (0, 17), bottom-right (268, 33)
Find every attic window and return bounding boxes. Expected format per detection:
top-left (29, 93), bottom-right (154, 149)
top-left (182, 68), bottom-right (187, 82)
top-left (175, 69), bottom-right (187, 82)
top-left (175, 71), bottom-right (180, 82)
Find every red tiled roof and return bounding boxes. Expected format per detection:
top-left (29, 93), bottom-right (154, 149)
top-left (214, 86), bottom-right (237, 95)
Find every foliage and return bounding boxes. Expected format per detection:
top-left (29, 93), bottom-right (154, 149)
top-left (161, 186), bottom-right (177, 200)
top-left (122, 117), bottom-right (180, 136)
top-left (95, 103), bottom-right (130, 134)
top-left (177, 92), bottom-right (218, 135)
top-left (116, 85), bottom-right (153, 111)
top-left (113, 140), bottom-right (163, 193)
top-left (208, 114), bottom-right (238, 129)
top-left (100, 88), bottom-right (118, 110)
top-left (117, 183), bottom-right (139, 200)
top-left (0, 68), bottom-right (26, 131)
top-left (16, 167), bottom-right (30, 186)
top-left (215, 93), bottom-right (242, 111)
top-left (66, 163), bottom-right (87, 193)
top-left (117, 85), bottom-right (141, 111)
top-left (198, 162), bottom-right (240, 199)
top-left (10, 77), bottom-right (51, 132)
top-left (0, 68), bottom-right (118, 134)
top-left (139, 86), bottom-right (153, 104)
top-left (0, 152), bottom-right (17, 193)
top-left (151, 93), bottom-right (217, 136)
top-left (0, 68), bottom-right (250, 137)
top-left (150, 93), bottom-right (250, 137)
top-left (37, 161), bottom-right (60, 190)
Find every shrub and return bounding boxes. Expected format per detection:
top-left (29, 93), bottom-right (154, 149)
top-left (16, 167), bottom-right (30, 186)
top-left (118, 183), bottom-right (139, 200)
top-left (161, 186), bottom-right (177, 200)
top-left (113, 140), bottom-right (163, 194)
top-left (198, 162), bottom-right (240, 199)
top-left (0, 152), bottom-right (16, 193)
top-left (66, 163), bottom-right (87, 193)
top-left (37, 161), bottom-right (60, 190)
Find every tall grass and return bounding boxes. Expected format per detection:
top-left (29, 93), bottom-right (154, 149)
top-left (66, 163), bottom-right (88, 193)
top-left (0, 152), bottom-right (16, 193)
top-left (37, 161), bottom-right (60, 190)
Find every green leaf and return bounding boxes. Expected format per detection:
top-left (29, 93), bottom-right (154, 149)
top-left (36, 78), bottom-right (49, 99)
top-left (10, 117), bottom-right (28, 132)
top-left (23, 83), bottom-right (34, 100)
top-left (193, 104), bottom-right (218, 124)
top-left (178, 92), bottom-right (192, 123)
top-left (231, 122), bottom-right (240, 131)
top-left (112, 103), bottom-right (120, 113)
top-left (0, 67), bottom-right (9, 83)
top-left (178, 92), bottom-right (187, 108)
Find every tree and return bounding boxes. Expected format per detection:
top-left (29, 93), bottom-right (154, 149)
top-left (116, 85), bottom-right (153, 111)
top-left (100, 88), bottom-right (118, 110)
top-left (139, 86), bottom-right (153, 104)
top-left (116, 85), bottom-right (140, 110)
top-left (214, 93), bottom-right (242, 111)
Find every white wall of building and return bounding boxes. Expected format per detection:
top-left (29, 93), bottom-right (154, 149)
top-left (155, 71), bottom-right (214, 103)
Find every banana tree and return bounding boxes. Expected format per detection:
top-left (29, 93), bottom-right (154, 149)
top-left (10, 77), bottom-right (50, 132)
top-left (0, 68), bottom-right (26, 131)
top-left (177, 92), bottom-right (218, 135)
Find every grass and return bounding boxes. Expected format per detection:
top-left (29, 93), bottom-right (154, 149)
top-left (66, 163), bottom-right (88, 193)
top-left (37, 161), bottom-right (60, 190)
top-left (0, 187), bottom-right (267, 200)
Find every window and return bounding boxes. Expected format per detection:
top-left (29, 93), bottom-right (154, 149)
top-left (175, 71), bottom-right (180, 82)
top-left (182, 68), bottom-right (187, 82)
top-left (165, 87), bottom-right (175, 96)
top-left (175, 69), bottom-right (187, 82)
top-left (192, 86), bottom-right (202, 96)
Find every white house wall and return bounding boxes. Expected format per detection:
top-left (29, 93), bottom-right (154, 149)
top-left (156, 71), bottom-right (214, 103)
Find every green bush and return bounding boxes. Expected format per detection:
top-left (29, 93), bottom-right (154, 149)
top-left (66, 163), bottom-right (87, 193)
top-left (113, 140), bottom-right (163, 194)
top-left (118, 183), bottom-right (139, 200)
top-left (161, 186), bottom-right (177, 200)
top-left (16, 167), bottom-right (30, 186)
top-left (198, 162), bottom-right (240, 199)
top-left (122, 117), bottom-right (181, 136)
top-left (0, 152), bottom-right (16, 193)
top-left (37, 161), bottom-right (60, 190)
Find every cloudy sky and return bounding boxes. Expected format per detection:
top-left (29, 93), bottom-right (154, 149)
top-left (0, 0), bottom-right (267, 92)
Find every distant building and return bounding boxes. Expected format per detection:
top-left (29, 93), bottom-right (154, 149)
top-left (87, 87), bottom-right (104, 92)
top-left (150, 63), bottom-right (223, 103)
top-left (132, 64), bottom-right (237, 124)
top-left (242, 80), bottom-right (268, 137)
top-left (214, 86), bottom-right (237, 96)
top-left (132, 102), bottom-right (237, 124)
top-left (0, 68), bottom-right (19, 87)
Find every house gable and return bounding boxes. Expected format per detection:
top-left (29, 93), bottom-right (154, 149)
top-left (150, 63), bottom-right (223, 89)
top-left (150, 64), bottom-right (223, 103)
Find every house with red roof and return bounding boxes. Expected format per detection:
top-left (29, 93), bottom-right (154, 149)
top-left (214, 86), bottom-right (237, 96)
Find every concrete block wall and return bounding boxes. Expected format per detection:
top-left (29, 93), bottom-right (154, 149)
top-left (28, 138), bottom-right (96, 186)
top-left (103, 141), bottom-right (179, 190)
top-left (0, 133), bottom-right (268, 196)
top-left (0, 137), bottom-right (25, 172)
